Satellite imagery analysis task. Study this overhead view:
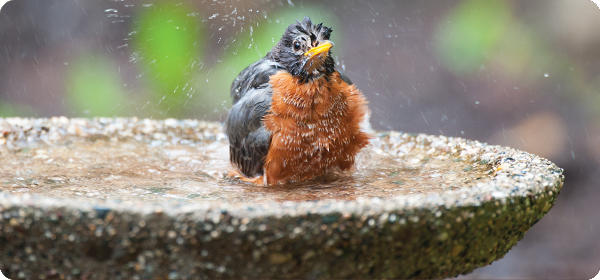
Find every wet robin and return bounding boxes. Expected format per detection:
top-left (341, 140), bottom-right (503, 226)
top-left (226, 17), bottom-right (370, 185)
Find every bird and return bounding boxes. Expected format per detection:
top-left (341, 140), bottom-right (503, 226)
top-left (225, 17), bottom-right (370, 186)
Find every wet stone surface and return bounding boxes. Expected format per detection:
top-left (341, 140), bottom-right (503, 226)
top-left (0, 117), bottom-right (564, 279)
top-left (0, 121), bottom-right (489, 202)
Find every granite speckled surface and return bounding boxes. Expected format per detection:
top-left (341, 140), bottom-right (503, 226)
top-left (0, 118), bottom-right (564, 279)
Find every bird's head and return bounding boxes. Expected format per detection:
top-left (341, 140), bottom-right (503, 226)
top-left (270, 17), bottom-right (335, 82)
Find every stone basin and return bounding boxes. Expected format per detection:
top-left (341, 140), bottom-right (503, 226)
top-left (0, 117), bottom-right (564, 279)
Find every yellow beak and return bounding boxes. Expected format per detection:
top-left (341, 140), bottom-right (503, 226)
top-left (304, 41), bottom-right (333, 57)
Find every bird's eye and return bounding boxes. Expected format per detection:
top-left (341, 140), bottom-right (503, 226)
top-left (293, 41), bottom-right (301, 51)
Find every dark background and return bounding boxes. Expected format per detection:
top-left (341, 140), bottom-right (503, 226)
top-left (1, 0), bottom-right (598, 278)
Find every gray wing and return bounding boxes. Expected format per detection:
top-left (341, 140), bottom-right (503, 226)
top-left (226, 58), bottom-right (282, 177)
top-left (230, 58), bottom-right (283, 104)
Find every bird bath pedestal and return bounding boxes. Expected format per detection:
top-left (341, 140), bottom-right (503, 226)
top-left (0, 117), bottom-right (564, 279)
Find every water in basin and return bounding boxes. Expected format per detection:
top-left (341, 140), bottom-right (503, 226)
top-left (0, 133), bottom-right (491, 203)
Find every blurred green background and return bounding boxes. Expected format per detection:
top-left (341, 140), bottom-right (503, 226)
top-left (12, 1), bottom-right (341, 118)
top-left (1, 0), bottom-right (599, 278)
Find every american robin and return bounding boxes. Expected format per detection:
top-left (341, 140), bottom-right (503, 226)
top-left (226, 17), bottom-right (370, 185)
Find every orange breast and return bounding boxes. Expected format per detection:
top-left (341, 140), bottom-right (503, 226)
top-left (263, 71), bottom-right (370, 185)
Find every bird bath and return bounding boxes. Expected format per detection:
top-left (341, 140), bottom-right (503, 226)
top-left (0, 117), bottom-right (563, 279)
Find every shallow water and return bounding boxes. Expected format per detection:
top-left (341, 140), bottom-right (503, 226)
top-left (0, 134), bottom-right (491, 203)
